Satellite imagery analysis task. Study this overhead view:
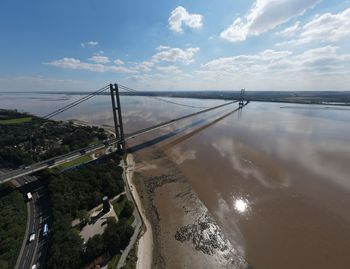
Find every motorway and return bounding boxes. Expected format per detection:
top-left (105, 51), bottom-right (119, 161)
top-left (14, 175), bottom-right (50, 269)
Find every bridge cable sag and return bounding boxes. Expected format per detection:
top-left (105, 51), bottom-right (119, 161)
top-left (42, 85), bottom-right (110, 119)
top-left (118, 84), bottom-right (210, 109)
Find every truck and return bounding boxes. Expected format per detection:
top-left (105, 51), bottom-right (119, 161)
top-left (27, 192), bottom-right (32, 200)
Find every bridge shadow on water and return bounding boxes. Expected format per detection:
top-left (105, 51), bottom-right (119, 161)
top-left (127, 107), bottom-right (241, 153)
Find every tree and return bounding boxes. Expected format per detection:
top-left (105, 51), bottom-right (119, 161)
top-left (120, 201), bottom-right (134, 219)
top-left (84, 234), bottom-right (105, 262)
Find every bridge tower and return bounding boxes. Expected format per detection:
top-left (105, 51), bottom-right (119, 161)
top-left (239, 88), bottom-right (245, 108)
top-left (110, 83), bottom-right (125, 152)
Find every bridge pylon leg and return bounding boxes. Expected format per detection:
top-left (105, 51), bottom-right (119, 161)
top-left (110, 83), bottom-right (125, 153)
top-left (239, 88), bottom-right (245, 108)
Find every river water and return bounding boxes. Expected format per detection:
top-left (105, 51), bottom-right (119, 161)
top-left (1, 93), bottom-right (350, 268)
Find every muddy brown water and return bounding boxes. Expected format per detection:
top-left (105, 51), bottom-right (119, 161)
top-left (2, 94), bottom-right (350, 268)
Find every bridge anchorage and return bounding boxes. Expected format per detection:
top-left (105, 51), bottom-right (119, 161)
top-left (239, 88), bottom-right (245, 108)
top-left (110, 83), bottom-right (125, 152)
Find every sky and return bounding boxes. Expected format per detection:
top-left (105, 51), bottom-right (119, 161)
top-left (0, 0), bottom-right (350, 91)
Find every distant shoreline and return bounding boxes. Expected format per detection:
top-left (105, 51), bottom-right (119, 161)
top-left (2, 90), bottom-right (350, 106)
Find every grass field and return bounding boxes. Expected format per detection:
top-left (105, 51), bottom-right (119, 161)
top-left (112, 194), bottom-right (128, 216)
top-left (0, 117), bottom-right (32, 125)
top-left (57, 155), bottom-right (92, 169)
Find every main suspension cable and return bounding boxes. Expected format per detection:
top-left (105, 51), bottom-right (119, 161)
top-left (118, 84), bottom-right (210, 109)
top-left (43, 85), bottom-right (110, 119)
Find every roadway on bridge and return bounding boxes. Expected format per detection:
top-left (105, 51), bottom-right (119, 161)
top-left (0, 142), bottom-right (107, 184)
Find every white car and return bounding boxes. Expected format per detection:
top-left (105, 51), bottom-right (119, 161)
top-left (31, 264), bottom-right (37, 269)
top-left (29, 233), bottom-right (35, 242)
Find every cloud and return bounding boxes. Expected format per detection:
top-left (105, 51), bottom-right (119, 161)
top-left (80, 41), bottom-right (98, 48)
top-left (277, 21), bottom-right (300, 36)
top-left (220, 0), bottom-right (320, 42)
top-left (152, 46), bottom-right (200, 64)
top-left (89, 55), bottom-right (110, 64)
top-left (46, 58), bottom-right (135, 73)
top-left (199, 46), bottom-right (350, 82)
top-left (202, 49), bottom-right (292, 73)
top-left (131, 46), bottom-right (200, 72)
top-left (114, 59), bottom-right (124, 65)
top-left (156, 65), bottom-right (182, 74)
top-left (169, 6), bottom-right (203, 33)
top-left (156, 45), bottom-right (171, 51)
top-left (293, 8), bottom-right (350, 44)
top-left (133, 61), bottom-right (155, 72)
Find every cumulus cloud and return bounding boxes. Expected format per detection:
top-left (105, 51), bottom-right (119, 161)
top-left (220, 0), bottom-right (320, 42)
top-left (80, 41), bottom-right (98, 48)
top-left (152, 46), bottom-right (200, 64)
top-left (297, 8), bottom-right (350, 43)
top-left (202, 49), bottom-right (292, 73)
top-left (201, 46), bottom-right (350, 76)
top-left (114, 59), bottom-right (124, 65)
top-left (169, 6), bottom-right (203, 33)
top-left (133, 61), bottom-right (155, 72)
top-left (46, 58), bottom-right (135, 73)
top-left (88, 55), bottom-right (110, 64)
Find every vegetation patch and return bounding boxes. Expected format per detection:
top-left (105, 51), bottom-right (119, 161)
top-left (0, 184), bottom-right (27, 269)
top-left (56, 155), bottom-right (92, 170)
top-left (42, 154), bottom-right (134, 269)
top-left (121, 244), bottom-right (137, 269)
top-left (112, 195), bottom-right (134, 220)
top-left (0, 117), bottom-right (32, 125)
top-left (107, 253), bottom-right (121, 269)
top-left (0, 109), bottom-right (109, 169)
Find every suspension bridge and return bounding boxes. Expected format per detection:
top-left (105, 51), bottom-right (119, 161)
top-left (0, 84), bottom-right (248, 184)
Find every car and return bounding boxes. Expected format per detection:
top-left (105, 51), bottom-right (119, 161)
top-left (42, 223), bottom-right (49, 237)
top-left (29, 233), bottom-right (35, 242)
top-left (31, 264), bottom-right (37, 269)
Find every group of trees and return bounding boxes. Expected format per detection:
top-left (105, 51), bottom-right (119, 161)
top-left (0, 185), bottom-right (26, 269)
top-left (0, 109), bottom-right (108, 169)
top-left (84, 218), bottom-right (134, 263)
top-left (45, 156), bottom-right (134, 269)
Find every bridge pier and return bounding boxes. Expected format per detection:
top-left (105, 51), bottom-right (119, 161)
top-left (110, 84), bottom-right (125, 153)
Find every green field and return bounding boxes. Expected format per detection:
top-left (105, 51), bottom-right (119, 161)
top-left (57, 155), bottom-right (92, 169)
top-left (0, 117), bottom-right (32, 125)
top-left (112, 195), bottom-right (128, 216)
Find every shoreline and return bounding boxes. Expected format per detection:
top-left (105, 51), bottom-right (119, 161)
top-left (126, 154), bottom-right (153, 269)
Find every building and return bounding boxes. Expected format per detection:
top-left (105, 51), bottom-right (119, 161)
top-left (102, 196), bottom-right (110, 213)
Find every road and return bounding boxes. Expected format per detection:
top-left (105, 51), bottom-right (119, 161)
top-left (14, 175), bottom-right (50, 269)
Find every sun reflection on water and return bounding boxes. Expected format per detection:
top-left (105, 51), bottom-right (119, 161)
top-left (234, 198), bottom-right (249, 214)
